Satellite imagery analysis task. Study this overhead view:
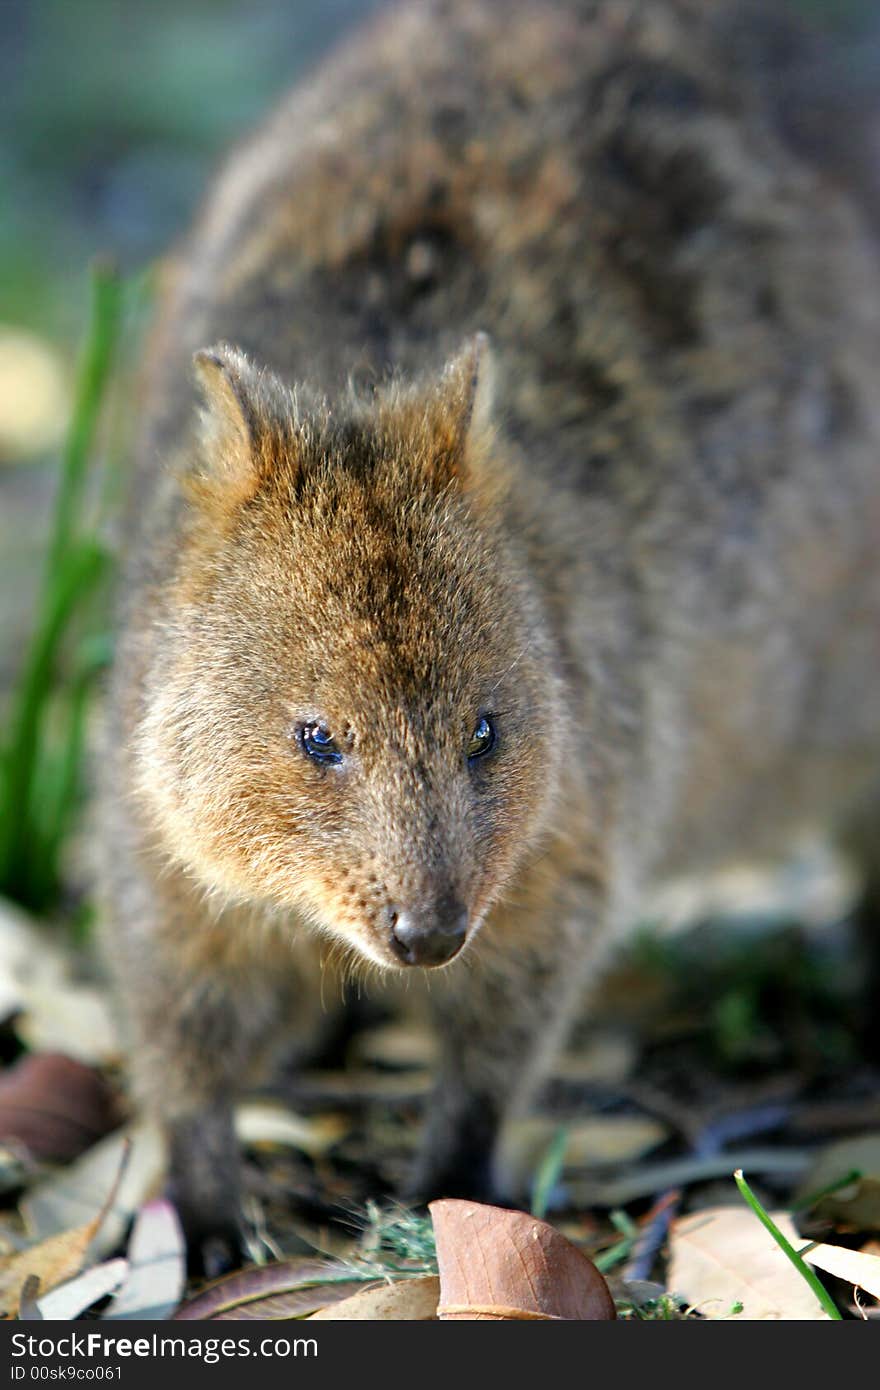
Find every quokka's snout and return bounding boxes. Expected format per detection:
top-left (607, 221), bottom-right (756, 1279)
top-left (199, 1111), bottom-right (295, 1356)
top-left (386, 898), bottom-right (469, 967)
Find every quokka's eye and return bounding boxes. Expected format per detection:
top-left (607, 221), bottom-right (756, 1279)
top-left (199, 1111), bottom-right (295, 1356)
top-left (299, 722), bottom-right (344, 766)
top-left (466, 715), bottom-right (496, 761)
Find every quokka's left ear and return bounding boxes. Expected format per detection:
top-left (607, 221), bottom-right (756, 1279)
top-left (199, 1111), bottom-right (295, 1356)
top-left (190, 344), bottom-right (300, 508)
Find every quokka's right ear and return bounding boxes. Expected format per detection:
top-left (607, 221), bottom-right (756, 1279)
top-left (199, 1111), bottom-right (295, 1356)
top-left (191, 344), bottom-right (298, 506)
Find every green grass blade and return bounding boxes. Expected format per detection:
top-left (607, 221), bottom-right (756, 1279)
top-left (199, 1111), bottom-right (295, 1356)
top-left (733, 1168), bottom-right (842, 1319)
top-left (0, 542), bottom-right (108, 898)
top-left (530, 1126), bottom-right (569, 1220)
top-left (49, 261), bottom-right (122, 576)
top-left (594, 1209), bottom-right (639, 1273)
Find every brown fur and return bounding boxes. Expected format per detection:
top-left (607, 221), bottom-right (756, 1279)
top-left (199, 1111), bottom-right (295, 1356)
top-left (100, 0), bottom-right (880, 1266)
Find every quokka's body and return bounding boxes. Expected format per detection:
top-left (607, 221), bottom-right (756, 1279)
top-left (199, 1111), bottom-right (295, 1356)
top-left (101, 0), bottom-right (880, 1264)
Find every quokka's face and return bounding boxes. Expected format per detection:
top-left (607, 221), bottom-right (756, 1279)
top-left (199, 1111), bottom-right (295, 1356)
top-left (135, 342), bottom-right (568, 970)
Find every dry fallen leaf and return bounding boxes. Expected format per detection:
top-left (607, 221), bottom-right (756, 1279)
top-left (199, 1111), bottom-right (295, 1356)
top-left (804, 1244), bottom-right (880, 1302)
top-left (0, 1052), bottom-right (120, 1162)
top-left (103, 1199), bottom-right (185, 1320)
top-left (15, 985), bottom-right (120, 1066)
top-left (0, 1226), bottom-right (101, 1318)
top-left (0, 1145), bottom-right (129, 1316)
top-left (0, 900), bottom-right (119, 1065)
top-left (309, 1275), bottom-right (439, 1320)
top-left (36, 1259), bottom-right (128, 1320)
top-left (669, 1206), bottom-right (830, 1320)
top-left (213, 1284), bottom-right (369, 1321)
top-left (0, 900), bottom-right (69, 1023)
top-left (22, 1123), bottom-right (163, 1256)
top-left (173, 1258), bottom-right (364, 1321)
top-left (235, 1100), bottom-right (348, 1158)
top-left (430, 1200), bottom-right (615, 1320)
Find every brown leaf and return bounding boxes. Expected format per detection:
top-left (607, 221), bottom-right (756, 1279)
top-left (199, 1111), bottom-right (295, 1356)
top-left (309, 1275), bottom-right (439, 1320)
top-left (22, 1124), bottom-right (163, 1258)
top-left (430, 1200), bottom-right (615, 1320)
top-left (173, 1258), bottom-right (363, 1321)
top-left (1, 1222), bottom-right (102, 1316)
top-left (214, 1283), bottom-right (368, 1320)
top-left (0, 1137), bottom-right (129, 1316)
top-left (0, 1053), bottom-right (120, 1162)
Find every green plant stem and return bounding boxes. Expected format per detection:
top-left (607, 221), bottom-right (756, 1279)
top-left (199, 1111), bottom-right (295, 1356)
top-left (733, 1168), bottom-right (842, 1320)
top-left (0, 260), bottom-right (121, 909)
top-left (0, 544), bottom-right (108, 898)
top-left (49, 262), bottom-right (122, 576)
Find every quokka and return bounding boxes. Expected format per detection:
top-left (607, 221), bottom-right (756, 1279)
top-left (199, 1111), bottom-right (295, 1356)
top-left (100, 0), bottom-right (880, 1267)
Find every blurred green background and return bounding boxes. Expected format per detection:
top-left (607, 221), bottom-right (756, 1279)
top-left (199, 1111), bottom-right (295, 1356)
top-left (0, 0), bottom-right (877, 921)
top-left (2, 0), bottom-right (386, 334)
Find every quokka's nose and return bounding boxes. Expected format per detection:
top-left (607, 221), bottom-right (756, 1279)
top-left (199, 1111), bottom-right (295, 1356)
top-left (388, 903), bottom-right (468, 967)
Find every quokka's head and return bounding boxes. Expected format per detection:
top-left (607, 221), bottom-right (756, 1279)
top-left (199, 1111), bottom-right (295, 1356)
top-left (135, 336), bottom-right (569, 970)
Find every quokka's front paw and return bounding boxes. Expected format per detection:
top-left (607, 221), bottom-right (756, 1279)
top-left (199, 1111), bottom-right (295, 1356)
top-left (166, 1110), bottom-right (246, 1277)
top-left (165, 1167), bottom-right (246, 1278)
top-left (168, 1194), bottom-right (247, 1280)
